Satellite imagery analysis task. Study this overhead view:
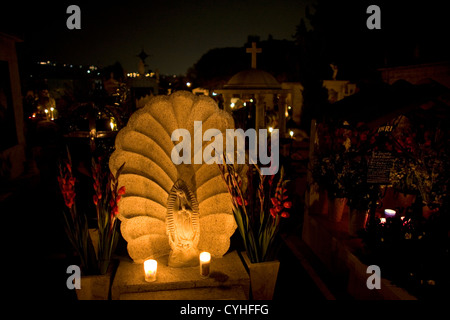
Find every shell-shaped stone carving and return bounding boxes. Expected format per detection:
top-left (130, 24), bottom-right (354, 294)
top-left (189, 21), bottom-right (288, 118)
top-left (109, 91), bottom-right (237, 263)
top-left (166, 179), bottom-right (200, 267)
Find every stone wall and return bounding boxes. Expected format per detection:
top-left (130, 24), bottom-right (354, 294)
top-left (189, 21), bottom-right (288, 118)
top-left (379, 61), bottom-right (450, 88)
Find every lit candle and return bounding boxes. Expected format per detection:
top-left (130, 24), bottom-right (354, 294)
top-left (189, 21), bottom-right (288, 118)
top-left (380, 218), bottom-right (386, 224)
top-left (144, 259), bottom-right (157, 282)
top-left (384, 209), bottom-right (396, 218)
top-left (199, 252), bottom-right (211, 278)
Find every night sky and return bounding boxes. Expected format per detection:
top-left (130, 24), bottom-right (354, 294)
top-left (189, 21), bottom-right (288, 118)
top-left (2, 0), bottom-right (312, 75)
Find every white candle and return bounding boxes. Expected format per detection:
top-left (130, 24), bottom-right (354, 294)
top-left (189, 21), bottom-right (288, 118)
top-left (384, 209), bottom-right (396, 218)
top-left (144, 259), bottom-right (157, 282)
top-left (199, 252), bottom-right (211, 278)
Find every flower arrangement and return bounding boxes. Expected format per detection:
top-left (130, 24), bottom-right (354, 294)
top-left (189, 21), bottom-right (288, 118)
top-left (58, 152), bottom-right (97, 275)
top-left (390, 115), bottom-right (449, 210)
top-left (360, 111), bottom-right (450, 299)
top-left (343, 155), bottom-right (381, 211)
top-left (91, 157), bottom-right (125, 274)
top-left (218, 163), bottom-right (291, 263)
top-left (58, 150), bottom-right (125, 275)
top-left (312, 122), bottom-right (348, 199)
top-left (312, 122), bottom-right (377, 200)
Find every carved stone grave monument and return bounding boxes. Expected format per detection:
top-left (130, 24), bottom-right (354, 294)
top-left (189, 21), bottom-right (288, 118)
top-left (109, 91), bottom-right (249, 299)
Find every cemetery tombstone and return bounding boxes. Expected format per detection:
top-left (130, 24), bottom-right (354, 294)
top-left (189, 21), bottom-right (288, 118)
top-left (109, 91), bottom-right (238, 265)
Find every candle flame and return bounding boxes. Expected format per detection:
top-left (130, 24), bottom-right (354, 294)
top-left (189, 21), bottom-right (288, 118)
top-left (199, 252), bottom-right (211, 263)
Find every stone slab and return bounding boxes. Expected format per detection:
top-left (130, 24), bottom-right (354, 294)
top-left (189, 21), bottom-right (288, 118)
top-left (111, 251), bottom-right (250, 300)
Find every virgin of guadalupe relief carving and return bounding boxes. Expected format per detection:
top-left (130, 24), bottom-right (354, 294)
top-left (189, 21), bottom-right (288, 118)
top-left (166, 179), bottom-right (200, 267)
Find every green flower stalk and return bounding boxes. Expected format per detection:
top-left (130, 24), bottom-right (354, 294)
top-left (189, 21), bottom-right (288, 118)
top-left (218, 162), bottom-right (291, 263)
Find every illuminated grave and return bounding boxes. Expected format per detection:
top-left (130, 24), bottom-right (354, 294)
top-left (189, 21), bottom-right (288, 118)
top-left (109, 91), bottom-right (249, 299)
top-left (111, 251), bottom-right (249, 300)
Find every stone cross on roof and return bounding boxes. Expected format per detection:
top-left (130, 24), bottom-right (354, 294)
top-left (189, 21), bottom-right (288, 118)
top-left (246, 42), bottom-right (262, 69)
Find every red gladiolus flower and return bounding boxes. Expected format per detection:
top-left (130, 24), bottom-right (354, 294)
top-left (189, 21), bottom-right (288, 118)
top-left (66, 199), bottom-right (74, 208)
top-left (270, 208), bottom-right (276, 218)
top-left (271, 197), bottom-right (278, 206)
top-left (93, 195), bottom-right (98, 206)
top-left (118, 186), bottom-right (126, 196)
top-left (236, 196), bottom-right (243, 206)
top-left (281, 212), bottom-right (290, 218)
top-left (283, 201), bottom-right (292, 209)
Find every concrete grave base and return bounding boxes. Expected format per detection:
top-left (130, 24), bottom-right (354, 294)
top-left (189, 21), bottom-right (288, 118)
top-left (111, 251), bottom-right (250, 300)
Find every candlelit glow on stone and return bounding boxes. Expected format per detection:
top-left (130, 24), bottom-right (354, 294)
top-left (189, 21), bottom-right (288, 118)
top-left (384, 209), bottom-right (396, 218)
top-left (144, 259), bottom-right (157, 282)
top-left (199, 252), bottom-right (211, 278)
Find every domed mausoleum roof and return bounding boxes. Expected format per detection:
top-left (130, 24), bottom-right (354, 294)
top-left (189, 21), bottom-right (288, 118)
top-left (224, 69), bottom-right (281, 90)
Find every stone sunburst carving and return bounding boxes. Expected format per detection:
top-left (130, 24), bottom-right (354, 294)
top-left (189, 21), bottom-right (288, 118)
top-left (109, 91), bottom-right (237, 264)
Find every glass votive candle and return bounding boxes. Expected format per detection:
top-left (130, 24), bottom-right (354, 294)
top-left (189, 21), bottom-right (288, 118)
top-left (199, 252), bottom-right (211, 278)
top-left (144, 259), bottom-right (157, 282)
top-left (384, 209), bottom-right (396, 218)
